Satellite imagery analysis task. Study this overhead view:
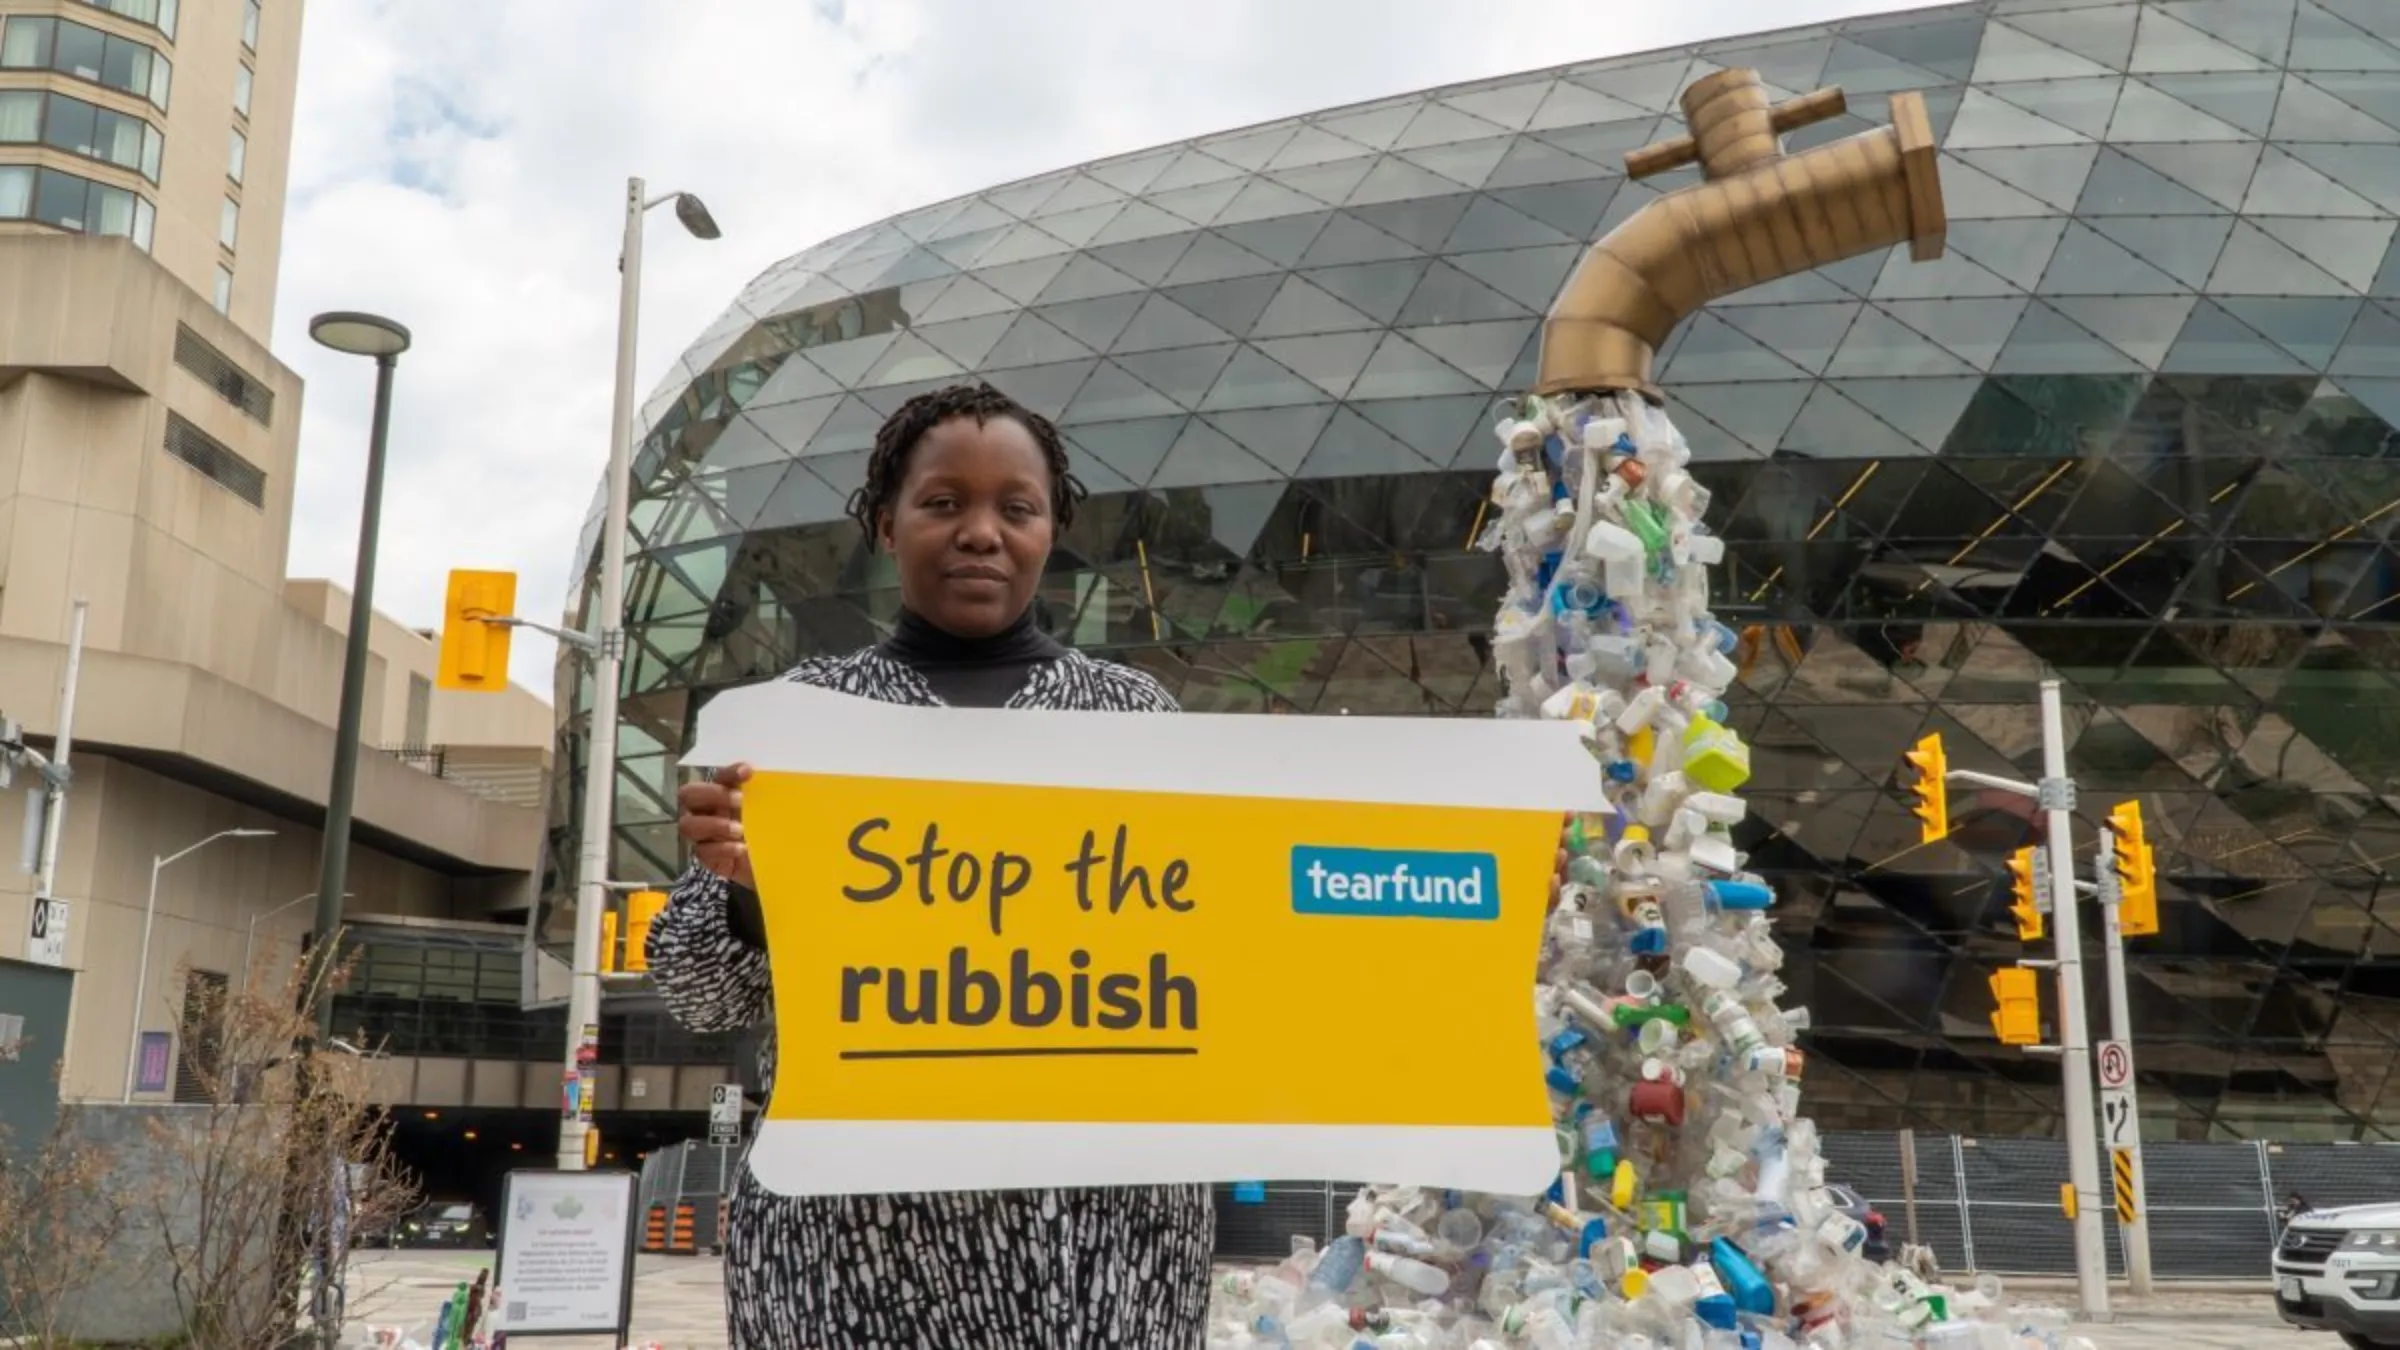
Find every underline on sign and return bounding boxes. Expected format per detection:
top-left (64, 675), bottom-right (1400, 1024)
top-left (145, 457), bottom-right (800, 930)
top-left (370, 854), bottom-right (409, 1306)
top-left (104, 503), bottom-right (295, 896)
top-left (837, 1046), bottom-right (1202, 1061)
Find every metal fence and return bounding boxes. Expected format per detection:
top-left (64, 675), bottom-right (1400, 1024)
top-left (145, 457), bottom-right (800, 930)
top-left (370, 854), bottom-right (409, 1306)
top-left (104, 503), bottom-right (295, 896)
top-left (1210, 1132), bottom-right (2400, 1277)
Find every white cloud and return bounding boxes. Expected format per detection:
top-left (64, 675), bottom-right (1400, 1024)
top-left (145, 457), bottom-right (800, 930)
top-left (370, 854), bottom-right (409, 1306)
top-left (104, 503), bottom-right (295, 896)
top-left (274, 0), bottom-right (1933, 700)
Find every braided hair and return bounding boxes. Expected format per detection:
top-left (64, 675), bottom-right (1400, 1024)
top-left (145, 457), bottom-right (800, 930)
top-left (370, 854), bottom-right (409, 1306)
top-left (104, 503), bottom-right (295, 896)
top-left (844, 381), bottom-right (1085, 549)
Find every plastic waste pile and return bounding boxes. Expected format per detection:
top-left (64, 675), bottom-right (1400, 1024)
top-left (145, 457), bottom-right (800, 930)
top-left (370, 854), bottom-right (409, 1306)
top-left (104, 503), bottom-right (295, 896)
top-left (1205, 393), bottom-right (2094, 1350)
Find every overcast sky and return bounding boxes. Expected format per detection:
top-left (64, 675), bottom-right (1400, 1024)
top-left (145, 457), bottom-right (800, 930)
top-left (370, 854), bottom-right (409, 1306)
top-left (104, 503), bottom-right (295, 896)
top-left (271, 0), bottom-right (1931, 696)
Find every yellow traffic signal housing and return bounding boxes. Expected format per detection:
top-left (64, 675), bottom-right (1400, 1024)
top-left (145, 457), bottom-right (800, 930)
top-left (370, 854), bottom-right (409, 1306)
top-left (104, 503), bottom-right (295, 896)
top-left (622, 890), bottom-right (669, 973)
top-left (2108, 801), bottom-right (2160, 938)
top-left (2006, 846), bottom-right (2044, 942)
top-left (1904, 733), bottom-right (1950, 844)
top-left (600, 909), bottom-right (622, 973)
top-left (437, 569), bottom-right (517, 693)
top-left (1989, 966), bottom-right (2042, 1046)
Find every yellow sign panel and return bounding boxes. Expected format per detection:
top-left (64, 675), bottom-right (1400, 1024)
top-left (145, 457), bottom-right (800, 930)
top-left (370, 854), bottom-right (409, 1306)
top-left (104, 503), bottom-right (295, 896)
top-left (689, 681), bottom-right (1607, 1198)
top-left (2112, 1147), bottom-right (2138, 1224)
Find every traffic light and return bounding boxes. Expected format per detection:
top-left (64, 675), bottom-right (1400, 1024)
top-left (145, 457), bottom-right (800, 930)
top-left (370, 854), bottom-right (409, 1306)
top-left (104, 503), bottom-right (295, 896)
top-left (1904, 733), bottom-right (1950, 844)
top-left (437, 569), bottom-right (517, 693)
top-left (2107, 800), bottom-right (2159, 938)
top-left (1989, 967), bottom-right (2042, 1046)
top-left (600, 908), bottom-right (621, 972)
top-left (622, 890), bottom-right (669, 973)
top-left (2006, 846), bottom-right (2044, 942)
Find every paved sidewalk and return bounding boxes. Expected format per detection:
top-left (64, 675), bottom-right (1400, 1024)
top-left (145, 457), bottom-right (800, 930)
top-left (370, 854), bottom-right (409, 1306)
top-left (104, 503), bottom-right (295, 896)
top-left (343, 1252), bottom-right (2315, 1349)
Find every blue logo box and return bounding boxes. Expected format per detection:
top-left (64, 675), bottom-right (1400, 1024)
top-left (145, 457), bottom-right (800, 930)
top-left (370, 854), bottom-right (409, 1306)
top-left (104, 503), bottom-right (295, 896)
top-left (1290, 846), bottom-right (1500, 921)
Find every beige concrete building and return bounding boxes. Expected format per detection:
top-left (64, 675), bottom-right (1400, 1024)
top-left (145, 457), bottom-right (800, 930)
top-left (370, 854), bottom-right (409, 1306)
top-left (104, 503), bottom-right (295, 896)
top-left (0, 0), bottom-right (562, 1110)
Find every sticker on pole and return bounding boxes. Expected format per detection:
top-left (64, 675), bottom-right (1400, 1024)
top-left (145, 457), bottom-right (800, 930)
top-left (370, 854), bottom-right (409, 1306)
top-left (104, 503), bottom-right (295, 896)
top-left (709, 1082), bottom-right (742, 1147)
top-left (2097, 1039), bottom-right (2131, 1090)
top-left (683, 680), bottom-right (1609, 1199)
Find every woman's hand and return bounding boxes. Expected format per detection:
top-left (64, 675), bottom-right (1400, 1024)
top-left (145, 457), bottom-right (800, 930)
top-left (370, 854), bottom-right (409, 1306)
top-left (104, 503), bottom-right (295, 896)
top-left (679, 763), bottom-right (755, 890)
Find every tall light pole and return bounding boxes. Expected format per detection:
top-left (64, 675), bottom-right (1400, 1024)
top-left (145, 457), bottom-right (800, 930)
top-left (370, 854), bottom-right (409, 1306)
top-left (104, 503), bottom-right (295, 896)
top-left (560, 178), bottom-right (721, 1171)
top-left (305, 311), bottom-right (411, 1037)
top-left (122, 827), bottom-right (274, 1103)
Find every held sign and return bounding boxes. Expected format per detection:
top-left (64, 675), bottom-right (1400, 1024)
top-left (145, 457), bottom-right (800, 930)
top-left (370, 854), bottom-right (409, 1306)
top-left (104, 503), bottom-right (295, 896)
top-left (685, 681), bottom-right (1609, 1199)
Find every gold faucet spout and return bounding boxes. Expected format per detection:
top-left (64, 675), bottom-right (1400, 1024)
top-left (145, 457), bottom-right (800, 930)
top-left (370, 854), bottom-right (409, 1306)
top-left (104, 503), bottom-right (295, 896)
top-left (1536, 68), bottom-right (1949, 402)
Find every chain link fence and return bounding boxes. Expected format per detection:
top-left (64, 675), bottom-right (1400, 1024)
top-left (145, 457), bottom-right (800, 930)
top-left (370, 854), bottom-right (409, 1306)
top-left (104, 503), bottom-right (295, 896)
top-left (1210, 1133), bottom-right (2400, 1277)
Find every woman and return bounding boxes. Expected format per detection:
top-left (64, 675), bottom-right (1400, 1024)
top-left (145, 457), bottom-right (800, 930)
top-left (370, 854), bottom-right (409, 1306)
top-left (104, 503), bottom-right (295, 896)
top-left (645, 381), bottom-right (1214, 1348)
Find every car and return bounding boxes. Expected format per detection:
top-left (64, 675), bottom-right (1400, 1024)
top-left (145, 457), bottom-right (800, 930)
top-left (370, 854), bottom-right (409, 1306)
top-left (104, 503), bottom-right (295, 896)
top-left (2274, 1201), bottom-right (2400, 1349)
top-left (389, 1200), bottom-right (493, 1250)
top-left (1821, 1183), bottom-right (1893, 1265)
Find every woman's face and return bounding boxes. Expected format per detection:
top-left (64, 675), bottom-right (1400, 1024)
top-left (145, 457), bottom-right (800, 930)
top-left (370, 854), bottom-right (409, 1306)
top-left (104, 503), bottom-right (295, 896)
top-left (879, 413), bottom-right (1055, 638)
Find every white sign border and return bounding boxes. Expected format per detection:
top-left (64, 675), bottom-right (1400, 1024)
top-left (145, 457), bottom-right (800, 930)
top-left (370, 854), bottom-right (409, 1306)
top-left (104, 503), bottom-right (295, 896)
top-left (491, 1169), bottom-right (641, 1338)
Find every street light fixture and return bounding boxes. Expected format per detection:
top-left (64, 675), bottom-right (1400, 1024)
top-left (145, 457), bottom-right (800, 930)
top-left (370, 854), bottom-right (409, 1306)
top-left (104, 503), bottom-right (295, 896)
top-left (123, 827), bottom-right (274, 1103)
top-left (558, 178), bottom-right (720, 1171)
top-left (243, 890), bottom-right (351, 986)
top-left (306, 309), bottom-right (411, 1040)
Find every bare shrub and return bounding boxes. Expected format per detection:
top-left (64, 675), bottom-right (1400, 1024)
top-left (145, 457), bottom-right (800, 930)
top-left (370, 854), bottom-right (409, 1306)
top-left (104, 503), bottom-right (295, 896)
top-left (0, 1101), bottom-right (132, 1347)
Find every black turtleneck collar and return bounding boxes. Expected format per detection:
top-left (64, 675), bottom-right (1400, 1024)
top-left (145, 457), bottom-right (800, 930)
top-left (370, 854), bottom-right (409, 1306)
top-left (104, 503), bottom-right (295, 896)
top-left (877, 604), bottom-right (1065, 707)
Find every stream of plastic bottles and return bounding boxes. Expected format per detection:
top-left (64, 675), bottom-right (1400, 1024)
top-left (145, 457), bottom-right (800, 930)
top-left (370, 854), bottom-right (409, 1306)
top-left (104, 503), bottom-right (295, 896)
top-left (1201, 394), bottom-right (2100, 1350)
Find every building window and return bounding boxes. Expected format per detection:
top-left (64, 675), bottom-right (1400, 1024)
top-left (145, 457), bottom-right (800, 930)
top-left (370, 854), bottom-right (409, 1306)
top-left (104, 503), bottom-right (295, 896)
top-left (0, 165), bottom-right (28, 219)
top-left (0, 15), bottom-right (171, 110)
top-left (163, 412), bottom-right (264, 507)
top-left (211, 264), bottom-right (230, 313)
top-left (72, 0), bottom-right (177, 41)
top-left (240, 0), bottom-right (258, 52)
top-left (6, 165), bottom-right (149, 248)
top-left (218, 195), bottom-right (236, 250)
top-left (232, 62), bottom-right (251, 118)
top-left (0, 89), bottom-right (164, 182)
top-left (406, 673), bottom-right (431, 748)
top-left (226, 125), bottom-right (243, 183)
top-left (173, 323), bottom-right (275, 425)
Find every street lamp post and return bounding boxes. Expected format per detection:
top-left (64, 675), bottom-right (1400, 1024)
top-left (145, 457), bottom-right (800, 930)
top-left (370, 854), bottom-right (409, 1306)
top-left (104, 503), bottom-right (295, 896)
top-left (305, 311), bottom-right (412, 1035)
top-left (559, 177), bottom-right (720, 1171)
top-left (244, 890), bottom-right (350, 986)
top-left (122, 828), bottom-right (274, 1103)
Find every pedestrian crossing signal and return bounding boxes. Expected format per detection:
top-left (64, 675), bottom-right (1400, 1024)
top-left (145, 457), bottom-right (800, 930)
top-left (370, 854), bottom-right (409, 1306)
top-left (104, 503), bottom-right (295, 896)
top-left (1904, 733), bottom-right (1949, 844)
top-left (2006, 846), bottom-right (2044, 942)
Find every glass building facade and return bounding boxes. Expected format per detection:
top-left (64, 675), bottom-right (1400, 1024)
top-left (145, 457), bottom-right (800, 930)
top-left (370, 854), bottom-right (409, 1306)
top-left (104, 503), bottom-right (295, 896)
top-left (553, 0), bottom-right (2400, 1141)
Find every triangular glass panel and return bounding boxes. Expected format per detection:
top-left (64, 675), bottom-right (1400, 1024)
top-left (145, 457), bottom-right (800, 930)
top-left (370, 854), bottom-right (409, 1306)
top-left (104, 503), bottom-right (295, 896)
top-left (1952, 144), bottom-right (2101, 211)
top-left (1834, 377), bottom-right (1984, 452)
top-left (1297, 213), bottom-right (1423, 267)
top-left (2005, 2), bottom-right (2138, 67)
top-left (2039, 222), bottom-right (2191, 295)
top-left (1083, 236), bottom-right (1196, 288)
top-left (1199, 125), bottom-right (1301, 172)
top-left (747, 462), bottom-right (851, 531)
top-left (2161, 300), bottom-right (2316, 375)
top-left (1023, 255), bottom-right (1141, 308)
top-left (1300, 259), bottom-right (1433, 324)
top-left (973, 222), bottom-right (1077, 270)
top-left (1273, 159), bottom-right (1378, 208)
top-left (697, 413), bottom-right (788, 473)
top-left (2163, 0), bottom-right (2299, 64)
top-left (1147, 150), bottom-right (1251, 195)
top-left (1568, 59), bottom-right (1694, 114)
top-left (858, 333), bottom-right (963, 388)
top-left (1483, 135), bottom-right (1618, 190)
top-left (1719, 303), bottom-right (1866, 376)
top-left (1994, 301), bottom-right (2151, 374)
top-left (2131, 5), bottom-right (2275, 71)
top-left (1147, 179), bottom-right (1247, 229)
top-left (746, 350), bottom-right (843, 409)
top-left (800, 331), bottom-right (900, 387)
top-left (1252, 332), bottom-right (1383, 399)
top-left (2085, 216), bottom-right (2234, 291)
top-left (1315, 102), bottom-right (1422, 153)
top-left (2115, 141), bottom-right (2261, 212)
top-left (1947, 218), bottom-right (2069, 289)
top-left (1267, 125), bottom-right (1378, 171)
top-left (1401, 319), bottom-right (1537, 387)
top-left (2317, 0), bottom-right (2400, 41)
top-left (1200, 346), bottom-right (1336, 413)
top-left (2332, 303), bottom-right (2400, 377)
top-left (2256, 218), bottom-right (2400, 293)
top-left (1298, 407), bottom-right (1444, 479)
top-left (747, 394), bottom-right (841, 456)
top-left (2103, 80), bottom-right (2253, 144)
top-left (1400, 136), bottom-right (1512, 191)
top-left (1344, 156), bottom-right (1475, 209)
top-left (1066, 416), bottom-right (1184, 485)
top-left (1987, 75), bottom-right (2123, 139)
top-left (1113, 344), bottom-right (1237, 411)
top-left (1029, 174), bottom-right (1126, 221)
top-left (981, 313), bottom-right (1094, 370)
top-left (1850, 15), bottom-right (1986, 81)
top-left (2245, 149), bottom-right (2386, 220)
top-left (1448, 245), bottom-right (1581, 311)
top-left (1160, 275), bottom-right (1284, 337)
top-left (973, 254), bottom-right (1076, 305)
top-left (2273, 73), bottom-right (2400, 143)
top-left (1781, 382), bottom-right (1935, 459)
top-left (1352, 394), bottom-right (1492, 465)
top-left (1248, 276), bottom-right (1383, 338)
top-left (1489, 180), bottom-right (1617, 242)
top-left (1162, 233), bottom-right (1282, 285)
top-left (1035, 293), bottom-right (1145, 353)
top-left (2290, 0), bottom-right (2400, 69)
top-left (1535, 117), bottom-right (1669, 170)
top-left (1870, 247), bottom-right (2027, 300)
top-left (2048, 294), bottom-right (2202, 368)
top-left (1396, 261), bottom-right (1537, 326)
top-left (1064, 361), bottom-right (1188, 423)
top-left (1825, 305), bottom-right (1990, 377)
top-left (1934, 152), bottom-right (2062, 219)
top-left (1974, 21), bottom-right (2118, 83)
top-left (2286, 144), bottom-right (2400, 215)
top-left (1203, 404), bottom-right (1338, 474)
top-left (2211, 221), bottom-right (2357, 296)
top-left (1524, 79), bottom-right (1652, 131)
top-left (1212, 213), bottom-right (1332, 269)
top-left (912, 312), bottom-right (1017, 370)
top-left (1443, 194), bottom-right (1575, 253)
top-left (1349, 195), bottom-right (1476, 253)
top-left (1150, 419), bottom-right (1285, 489)
top-left (1819, 36), bottom-right (1955, 93)
top-left (1660, 312), bottom-right (1814, 384)
top-left (1110, 295), bottom-right (1235, 354)
top-left (1192, 481), bottom-right (1287, 559)
top-left (1211, 177), bottom-right (1327, 229)
top-left (783, 394), bottom-right (883, 459)
top-left (982, 359), bottom-right (1097, 421)
top-left (1350, 332), bottom-right (1483, 400)
top-left (1699, 34), bottom-right (1833, 93)
top-left (2218, 297), bottom-right (2363, 369)
top-left (1088, 149), bottom-right (1177, 198)
top-left (1872, 298), bottom-right (2034, 370)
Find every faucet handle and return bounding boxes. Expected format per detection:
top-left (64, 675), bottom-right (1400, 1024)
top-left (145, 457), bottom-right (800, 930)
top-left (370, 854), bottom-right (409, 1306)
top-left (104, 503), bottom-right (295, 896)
top-left (1624, 134), bottom-right (1701, 182)
top-left (1624, 82), bottom-right (1853, 182)
top-left (1769, 87), bottom-right (1849, 136)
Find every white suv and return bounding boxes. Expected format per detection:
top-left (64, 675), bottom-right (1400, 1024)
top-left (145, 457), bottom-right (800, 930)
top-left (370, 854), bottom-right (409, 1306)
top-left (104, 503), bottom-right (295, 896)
top-left (2276, 1202), bottom-right (2400, 1349)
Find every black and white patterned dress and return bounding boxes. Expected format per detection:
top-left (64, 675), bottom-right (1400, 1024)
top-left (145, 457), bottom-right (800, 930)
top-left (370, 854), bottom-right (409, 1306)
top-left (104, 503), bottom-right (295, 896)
top-left (645, 640), bottom-right (1216, 1350)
